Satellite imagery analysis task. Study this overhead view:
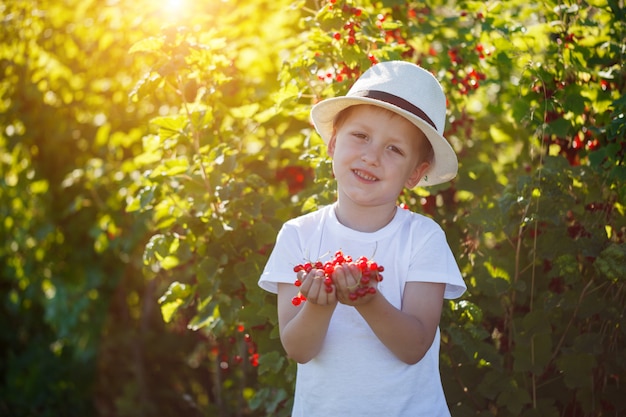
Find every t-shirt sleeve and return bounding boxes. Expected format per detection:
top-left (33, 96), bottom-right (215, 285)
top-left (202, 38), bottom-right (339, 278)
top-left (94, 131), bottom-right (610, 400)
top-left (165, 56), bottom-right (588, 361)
top-left (258, 223), bottom-right (302, 294)
top-left (407, 225), bottom-right (466, 299)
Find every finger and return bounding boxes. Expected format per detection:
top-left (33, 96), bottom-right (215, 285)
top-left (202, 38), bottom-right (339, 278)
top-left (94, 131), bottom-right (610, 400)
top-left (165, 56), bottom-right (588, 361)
top-left (300, 270), bottom-right (323, 300)
top-left (294, 270), bottom-right (305, 288)
top-left (333, 264), bottom-right (359, 296)
top-left (309, 271), bottom-right (325, 297)
top-left (325, 286), bottom-right (337, 304)
top-left (330, 265), bottom-right (348, 296)
top-left (347, 263), bottom-right (361, 285)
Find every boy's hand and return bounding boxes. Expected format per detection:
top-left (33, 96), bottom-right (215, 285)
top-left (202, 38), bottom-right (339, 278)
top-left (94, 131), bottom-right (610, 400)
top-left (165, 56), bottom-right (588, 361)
top-left (297, 269), bottom-right (338, 306)
top-left (332, 263), bottom-right (378, 306)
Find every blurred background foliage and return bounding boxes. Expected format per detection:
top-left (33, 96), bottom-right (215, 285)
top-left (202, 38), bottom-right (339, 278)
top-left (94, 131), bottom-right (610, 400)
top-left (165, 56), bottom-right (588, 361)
top-left (1, 0), bottom-right (624, 416)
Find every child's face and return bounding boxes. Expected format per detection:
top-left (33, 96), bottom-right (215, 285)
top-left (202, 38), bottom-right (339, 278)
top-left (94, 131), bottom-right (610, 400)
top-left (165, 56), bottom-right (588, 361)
top-left (327, 105), bottom-right (430, 208)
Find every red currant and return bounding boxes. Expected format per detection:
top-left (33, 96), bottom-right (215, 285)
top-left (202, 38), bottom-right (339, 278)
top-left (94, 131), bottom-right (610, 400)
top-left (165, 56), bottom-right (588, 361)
top-left (291, 251), bottom-right (384, 305)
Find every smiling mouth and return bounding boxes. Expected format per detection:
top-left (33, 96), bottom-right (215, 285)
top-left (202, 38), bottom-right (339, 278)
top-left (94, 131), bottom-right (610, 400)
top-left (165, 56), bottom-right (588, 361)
top-left (352, 169), bottom-right (379, 182)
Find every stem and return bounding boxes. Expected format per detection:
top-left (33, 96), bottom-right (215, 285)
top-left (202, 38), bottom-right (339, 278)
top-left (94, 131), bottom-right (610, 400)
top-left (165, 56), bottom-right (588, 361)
top-left (506, 202), bottom-right (530, 364)
top-left (531, 334), bottom-right (537, 408)
top-left (524, 66), bottom-right (549, 407)
top-left (177, 75), bottom-right (221, 214)
top-left (549, 278), bottom-right (594, 365)
top-left (529, 168), bottom-right (541, 409)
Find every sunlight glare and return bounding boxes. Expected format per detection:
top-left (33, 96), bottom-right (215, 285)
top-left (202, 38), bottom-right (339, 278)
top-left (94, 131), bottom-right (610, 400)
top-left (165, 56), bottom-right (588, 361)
top-left (162, 0), bottom-right (186, 17)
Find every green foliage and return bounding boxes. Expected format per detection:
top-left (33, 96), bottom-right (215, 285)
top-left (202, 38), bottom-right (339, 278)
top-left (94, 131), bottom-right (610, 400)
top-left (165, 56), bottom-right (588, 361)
top-left (1, 0), bottom-right (625, 416)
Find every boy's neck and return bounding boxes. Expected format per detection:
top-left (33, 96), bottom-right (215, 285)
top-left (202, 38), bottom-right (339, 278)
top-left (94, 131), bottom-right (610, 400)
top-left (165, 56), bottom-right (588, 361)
top-left (334, 200), bottom-right (398, 233)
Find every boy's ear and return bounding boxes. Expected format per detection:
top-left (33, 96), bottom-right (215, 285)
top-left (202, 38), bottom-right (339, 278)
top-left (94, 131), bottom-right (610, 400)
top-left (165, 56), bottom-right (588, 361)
top-left (405, 161), bottom-right (430, 188)
top-left (327, 132), bottom-right (337, 157)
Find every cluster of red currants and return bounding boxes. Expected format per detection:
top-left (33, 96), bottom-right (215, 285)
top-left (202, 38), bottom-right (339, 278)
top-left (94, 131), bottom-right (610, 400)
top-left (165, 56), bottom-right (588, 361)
top-left (291, 250), bottom-right (384, 306)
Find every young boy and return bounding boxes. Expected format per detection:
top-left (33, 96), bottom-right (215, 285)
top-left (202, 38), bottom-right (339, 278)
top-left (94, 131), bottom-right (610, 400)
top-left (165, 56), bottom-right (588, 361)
top-left (258, 61), bottom-right (466, 416)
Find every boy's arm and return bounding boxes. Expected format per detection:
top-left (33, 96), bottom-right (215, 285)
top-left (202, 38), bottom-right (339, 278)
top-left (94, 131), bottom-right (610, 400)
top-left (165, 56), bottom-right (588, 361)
top-left (333, 264), bottom-right (444, 364)
top-left (355, 281), bottom-right (444, 364)
top-left (277, 272), bottom-right (338, 364)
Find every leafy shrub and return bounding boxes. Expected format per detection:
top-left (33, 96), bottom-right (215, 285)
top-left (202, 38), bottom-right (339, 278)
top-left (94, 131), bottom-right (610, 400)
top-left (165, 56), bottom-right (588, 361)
top-left (1, 0), bottom-right (624, 416)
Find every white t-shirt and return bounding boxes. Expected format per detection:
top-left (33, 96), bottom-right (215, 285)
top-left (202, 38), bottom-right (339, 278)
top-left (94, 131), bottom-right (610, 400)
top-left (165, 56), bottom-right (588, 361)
top-left (259, 203), bottom-right (466, 417)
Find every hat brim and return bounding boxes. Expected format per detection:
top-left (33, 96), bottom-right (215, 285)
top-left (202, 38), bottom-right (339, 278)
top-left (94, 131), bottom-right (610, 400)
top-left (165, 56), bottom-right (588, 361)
top-left (311, 96), bottom-right (458, 187)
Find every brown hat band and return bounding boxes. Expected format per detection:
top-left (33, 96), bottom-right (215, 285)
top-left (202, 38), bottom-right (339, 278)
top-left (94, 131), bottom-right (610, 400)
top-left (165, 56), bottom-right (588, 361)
top-left (351, 90), bottom-right (437, 130)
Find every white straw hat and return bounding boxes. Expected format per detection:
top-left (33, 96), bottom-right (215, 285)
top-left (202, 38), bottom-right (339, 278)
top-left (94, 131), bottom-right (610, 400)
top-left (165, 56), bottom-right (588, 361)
top-left (311, 60), bottom-right (458, 187)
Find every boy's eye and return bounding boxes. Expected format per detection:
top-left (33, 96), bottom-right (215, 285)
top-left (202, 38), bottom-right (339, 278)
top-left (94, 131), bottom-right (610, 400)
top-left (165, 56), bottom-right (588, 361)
top-left (388, 145), bottom-right (404, 155)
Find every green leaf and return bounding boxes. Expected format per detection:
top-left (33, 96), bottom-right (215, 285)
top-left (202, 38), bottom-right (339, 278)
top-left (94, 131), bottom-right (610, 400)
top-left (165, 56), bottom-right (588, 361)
top-left (594, 243), bottom-right (626, 282)
top-left (126, 185), bottom-right (157, 213)
top-left (557, 353), bottom-right (596, 389)
top-left (159, 255), bottom-right (180, 270)
top-left (257, 351), bottom-right (285, 374)
top-left (230, 103), bottom-right (259, 118)
top-left (249, 387), bottom-right (289, 412)
top-left (547, 118), bottom-right (571, 137)
top-left (254, 221), bottom-right (279, 248)
top-left (150, 115), bottom-right (188, 140)
top-left (564, 86), bottom-right (587, 115)
top-left (133, 148), bottom-right (163, 167)
top-left (234, 258), bottom-right (262, 283)
top-left (484, 261), bottom-right (511, 282)
top-left (497, 384), bottom-right (532, 415)
top-left (143, 232), bottom-right (182, 268)
top-left (188, 297), bottom-right (219, 331)
top-left (513, 332), bottom-right (552, 373)
top-left (271, 82), bottom-right (300, 107)
top-left (520, 399), bottom-right (559, 417)
top-left (128, 71), bottom-right (162, 102)
top-left (158, 282), bottom-right (192, 323)
top-left (522, 310), bottom-right (552, 335)
top-left (456, 300), bottom-right (483, 323)
top-left (129, 36), bottom-right (164, 54)
top-left (94, 123), bottom-right (111, 147)
top-left (489, 125), bottom-right (512, 144)
top-left (139, 185), bottom-right (158, 209)
top-left (476, 371), bottom-right (509, 400)
top-left (150, 157), bottom-right (190, 177)
top-left (29, 179), bottom-right (49, 194)
top-left (553, 254), bottom-right (580, 284)
top-left (196, 256), bottom-right (222, 282)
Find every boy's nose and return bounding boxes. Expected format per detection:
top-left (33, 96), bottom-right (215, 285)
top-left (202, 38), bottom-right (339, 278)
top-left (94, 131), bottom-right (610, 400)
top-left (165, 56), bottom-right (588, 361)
top-left (361, 143), bottom-right (382, 166)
